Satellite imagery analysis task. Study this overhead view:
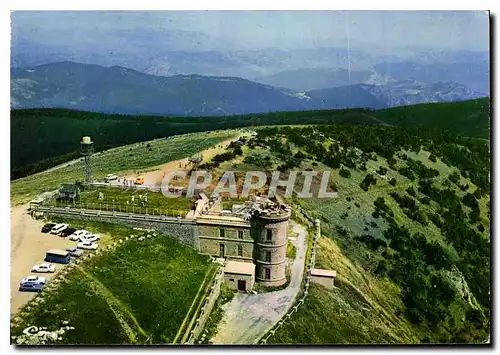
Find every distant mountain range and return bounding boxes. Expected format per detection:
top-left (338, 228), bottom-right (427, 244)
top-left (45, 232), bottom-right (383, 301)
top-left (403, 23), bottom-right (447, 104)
top-left (11, 61), bottom-right (488, 116)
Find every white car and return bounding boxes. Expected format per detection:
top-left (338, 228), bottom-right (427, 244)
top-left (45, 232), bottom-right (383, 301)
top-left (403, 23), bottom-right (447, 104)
top-left (104, 174), bottom-right (119, 182)
top-left (50, 223), bottom-right (69, 235)
top-left (31, 263), bottom-right (55, 273)
top-left (81, 234), bottom-right (101, 243)
top-left (77, 242), bottom-right (98, 250)
top-left (21, 275), bottom-right (47, 285)
top-left (69, 229), bottom-right (89, 241)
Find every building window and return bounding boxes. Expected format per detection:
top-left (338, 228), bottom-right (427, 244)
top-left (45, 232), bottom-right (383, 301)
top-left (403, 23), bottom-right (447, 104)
top-left (219, 243), bottom-right (225, 257)
top-left (238, 230), bottom-right (243, 239)
top-left (265, 251), bottom-right (271, 262)
top-left (266, 229), bottom-right (272, 242)
top-left (265, 268), bottom-right (271, 280)
top-left (238, 245), bottom-right (243, 257)
top-left (219, 228), bottom-right (225, 238)
top-left (229, 278), bottom-right (234, 282)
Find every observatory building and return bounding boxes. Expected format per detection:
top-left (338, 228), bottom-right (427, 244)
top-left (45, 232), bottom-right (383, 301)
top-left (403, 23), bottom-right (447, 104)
top-left (187, 195), bottom-right (291, 289)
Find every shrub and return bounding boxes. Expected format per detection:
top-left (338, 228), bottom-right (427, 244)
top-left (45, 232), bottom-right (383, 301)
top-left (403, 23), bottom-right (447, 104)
top-left (339, 168), bottom-right (351, 178)
top-left (377, 166), bottom-right (388, 176)
top-left (389, 178), bottom-right (397, 186)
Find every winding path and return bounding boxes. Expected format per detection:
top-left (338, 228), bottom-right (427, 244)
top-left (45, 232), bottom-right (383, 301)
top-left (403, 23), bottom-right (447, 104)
top-left (210, 221), bottom-right (308, 344)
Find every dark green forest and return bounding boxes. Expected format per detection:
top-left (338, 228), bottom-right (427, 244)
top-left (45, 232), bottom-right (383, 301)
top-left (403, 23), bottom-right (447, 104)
top-left (11, 98), bottom-right (489, 180)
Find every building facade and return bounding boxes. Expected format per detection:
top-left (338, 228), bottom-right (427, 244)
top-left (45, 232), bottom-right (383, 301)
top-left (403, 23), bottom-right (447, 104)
top-left (195, 196), bottom-right (291, 288)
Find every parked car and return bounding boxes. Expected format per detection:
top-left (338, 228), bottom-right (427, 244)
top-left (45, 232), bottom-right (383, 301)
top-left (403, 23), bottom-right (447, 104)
top-left (104, 174), bottom-right (119, 182)
top-left (60, 227), bottom-right (77, 238)
top-left (31, 263), bottom-right (55, 273)
top-left (135, 176), bottom-right (145, 185)
top-left (41, 223), bottom-right (56, 233)
top-left (21, 275), bottom-right (47, 285)
top-left (69, 230), bottom-right (89, 241)
top-left (82, 234), bottom-right (101, 243)
top-left (50, 223), bottom-right (69, 235)
top-left (19, 282), bottom-right (44, 293)
top-left (77, 242), bottom-right (98, 250)
top-left (66, 247), bottom-right (84, 258)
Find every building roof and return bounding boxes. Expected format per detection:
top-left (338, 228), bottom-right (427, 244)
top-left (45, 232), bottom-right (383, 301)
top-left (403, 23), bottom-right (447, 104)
top-left (224, 261), bottom-right (255, 275)
top-left (311, 268), bottom-right (337, 278)
top-left (59, 184), bottom-right (78, 194)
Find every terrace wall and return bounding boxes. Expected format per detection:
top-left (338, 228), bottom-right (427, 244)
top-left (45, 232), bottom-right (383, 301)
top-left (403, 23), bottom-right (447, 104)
top-left (36, 206), bottom-right (199, 249)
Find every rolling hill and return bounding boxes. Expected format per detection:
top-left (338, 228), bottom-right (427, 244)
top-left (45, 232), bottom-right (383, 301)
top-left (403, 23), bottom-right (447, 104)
top-left (11, 98), bottom-right (489, 181)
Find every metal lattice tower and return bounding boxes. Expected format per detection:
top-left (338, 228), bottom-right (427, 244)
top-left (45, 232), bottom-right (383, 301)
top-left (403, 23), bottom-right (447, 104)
top-left (80, 136), bottom-right (94, 185)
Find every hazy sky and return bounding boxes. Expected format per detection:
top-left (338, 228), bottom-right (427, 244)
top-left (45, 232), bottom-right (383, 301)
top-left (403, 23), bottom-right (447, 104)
top-left (11, 11), bottom-right (489, 53)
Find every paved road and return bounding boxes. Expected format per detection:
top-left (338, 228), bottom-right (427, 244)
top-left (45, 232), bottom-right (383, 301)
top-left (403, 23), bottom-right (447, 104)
top-left (210, 221), bottom-right (307, 344)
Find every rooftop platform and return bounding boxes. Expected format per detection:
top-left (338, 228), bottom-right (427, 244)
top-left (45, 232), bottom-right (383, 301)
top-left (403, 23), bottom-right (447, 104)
top-left (224, 260), bottom-right (255, 276)
top-left (311, 268), bottom-right (337, 278)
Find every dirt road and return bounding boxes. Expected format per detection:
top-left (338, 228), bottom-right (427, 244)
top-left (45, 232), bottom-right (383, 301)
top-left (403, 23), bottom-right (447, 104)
top-left (10, 205), bottom-right (75, 314)
top-left (210, 221), bottom-right (308, 344)
top-left (122, 135), bottom-right (251, 187)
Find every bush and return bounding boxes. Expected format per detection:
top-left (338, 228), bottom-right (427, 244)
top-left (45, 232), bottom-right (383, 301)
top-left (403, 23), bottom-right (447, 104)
top-left (377, 166), bottom-right (388, 175)
top-left (389, 178), bottom-right (397, 186)
top-left (339, 168), bottom-right (351, 178)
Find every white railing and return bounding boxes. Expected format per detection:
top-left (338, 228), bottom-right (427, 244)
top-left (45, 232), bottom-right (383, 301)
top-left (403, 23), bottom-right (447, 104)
top-left (185, 266), bottom-right (224, 344)
top-left (258, 208), bottom-right (320, 345)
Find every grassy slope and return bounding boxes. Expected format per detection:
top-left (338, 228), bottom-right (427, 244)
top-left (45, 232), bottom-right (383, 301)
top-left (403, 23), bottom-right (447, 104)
top-left (239, 131), bottom-right (488, 343)
top-left (11, 225), bottom-right (211, 344)
top-left (11, 130), bottom-right (236, 205)
top-left (48, 186), bottom-right (195, 216)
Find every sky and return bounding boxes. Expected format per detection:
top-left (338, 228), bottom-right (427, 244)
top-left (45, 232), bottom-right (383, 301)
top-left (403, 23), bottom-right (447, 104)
top-left (11, 10), bottom-right (490, 53)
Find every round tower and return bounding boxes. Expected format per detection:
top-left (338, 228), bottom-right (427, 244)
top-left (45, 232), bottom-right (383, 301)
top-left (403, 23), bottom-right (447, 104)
top-left (252, 205), bottom-right (291, 287)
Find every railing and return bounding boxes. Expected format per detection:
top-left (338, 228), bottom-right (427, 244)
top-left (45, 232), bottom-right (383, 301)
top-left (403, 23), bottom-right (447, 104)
top-left (90, 181), bottom-right (162, 193)
top-left (34, 205), bottom-right (196, 225)
top-left (185, 265), bottom-right (224, 344)
top-left (39, 199), bottom-right (190, 219)
top-left (258, 207), bottom-right (320, 345)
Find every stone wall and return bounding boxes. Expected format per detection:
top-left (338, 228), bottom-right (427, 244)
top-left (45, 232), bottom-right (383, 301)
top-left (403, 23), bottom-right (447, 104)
top-left (186, 265), bottom-right (224, 344)
top-left (198, 224), bottom-right (254, 261)
top-left (36, 206), bottom-right (199, 249)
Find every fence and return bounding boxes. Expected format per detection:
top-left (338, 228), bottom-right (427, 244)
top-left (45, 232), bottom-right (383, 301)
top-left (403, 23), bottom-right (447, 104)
top-left (43, 199), bottom-right (190, 218)
top-left (185, 265), bottom-right (224, 344)
top-left (258, 207), bottom-right (321, 344)
top-left (90, 182), bottom-right (161, 193)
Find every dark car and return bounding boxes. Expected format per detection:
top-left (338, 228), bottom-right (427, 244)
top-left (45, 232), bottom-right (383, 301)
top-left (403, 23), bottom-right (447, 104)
top-left (66, 247), bottom-right (84, 258)
top-left (60, 227), bottom-right (77, 238)
top-left (41, 223), bottom-right (56, 233)
top-left (19, 282), bottom-right (44, 293)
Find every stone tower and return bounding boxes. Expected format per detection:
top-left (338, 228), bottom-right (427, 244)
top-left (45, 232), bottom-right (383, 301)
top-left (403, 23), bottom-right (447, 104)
top-left (252, 203), bottom-right (291, 287)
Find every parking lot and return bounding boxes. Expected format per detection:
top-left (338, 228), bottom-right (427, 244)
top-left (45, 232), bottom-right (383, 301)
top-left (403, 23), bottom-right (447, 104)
top-left (11, 204), bottom-right (75, 314)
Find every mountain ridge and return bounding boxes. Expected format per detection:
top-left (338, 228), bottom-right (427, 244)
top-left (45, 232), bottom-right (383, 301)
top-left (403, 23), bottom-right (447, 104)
top-left (11, 61), bottom-right (488, 116)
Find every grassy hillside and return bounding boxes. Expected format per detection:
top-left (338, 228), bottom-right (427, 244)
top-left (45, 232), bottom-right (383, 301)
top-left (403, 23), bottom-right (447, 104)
top-left (244, 125), bottom-right (490, 344)
top-left (10, 130), bottom-right (236, 205)
top-left (11, 98), bottom-right (489, 179)
top-left (190, 123), bottom-right (489, 344)
top-left (10, 99), bottom-right (490, 344)
top-left (11, 223), bottom-right (212, 344)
